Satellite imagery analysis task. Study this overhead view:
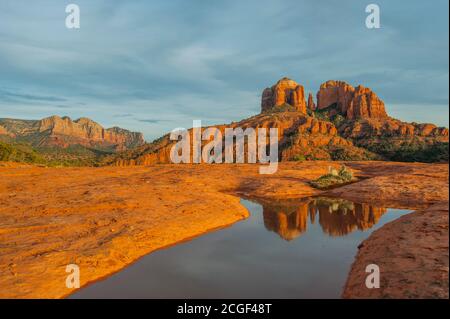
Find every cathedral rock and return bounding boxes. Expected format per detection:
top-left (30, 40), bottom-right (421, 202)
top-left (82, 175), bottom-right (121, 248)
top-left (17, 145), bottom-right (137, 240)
top-left (262, 78), bottom-right (389, 120)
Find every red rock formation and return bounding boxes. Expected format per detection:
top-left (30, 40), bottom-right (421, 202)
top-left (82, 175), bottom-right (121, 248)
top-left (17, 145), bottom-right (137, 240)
top-left (261, 77), bottom-right (307, 113)
top-left (317, 80), bottom-right (355, 113)
top-left (290, 85), bottom-right (307, 114)
top-left (261, 88), bottom-right (274, 113)
top-left (110, 110), bottom-right (365, 165)
top-left (317, 80), bottom-right (387, 119)
top-left (0, 116), bottom-right (144, 150)
top-left (280, 116), bottom-right (354, 160)
top-left (307, 93), bottom-right (316, 110)
top-left (36, 116), bottom-right (144, 149)
top-left (263, 78), bottom-right (388, 119)
top-left (348, 86), bottom-right (387, 119)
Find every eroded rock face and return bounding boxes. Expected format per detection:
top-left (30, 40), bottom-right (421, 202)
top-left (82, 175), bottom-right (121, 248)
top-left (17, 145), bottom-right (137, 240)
top-left (280, 116), bottom-right (354, 161)
top-left (349, 86), bottom-right (387, 119)
top-left (307, 93), bottom-right (316, 111)
top-left (261, 88), bottom-right (274, 113)
top-left (317, 80), bottom-right (354, 113)
top-left (261, 77), bottom-right (307, 113)
top-left (0, 116), bottom-right (144, 150)
top-left (317, 80), bottom-right (388, 119)
top-left (291, 85), bottom-right (306, 113)
top-left (38, 116), bottom-right (144, 149)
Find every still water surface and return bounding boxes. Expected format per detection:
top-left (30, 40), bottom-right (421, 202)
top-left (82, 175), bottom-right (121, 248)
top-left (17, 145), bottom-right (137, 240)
top-left (72, 197), bottom-right (411, 298)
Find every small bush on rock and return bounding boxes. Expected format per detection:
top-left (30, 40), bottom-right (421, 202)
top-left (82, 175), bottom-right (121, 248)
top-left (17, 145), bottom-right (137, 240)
top-left (310, 165), bottom-right (354, 189)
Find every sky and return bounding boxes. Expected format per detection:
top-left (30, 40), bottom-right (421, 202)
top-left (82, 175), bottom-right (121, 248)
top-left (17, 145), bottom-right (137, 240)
top-left (0, 0), bottom-right (448, 141)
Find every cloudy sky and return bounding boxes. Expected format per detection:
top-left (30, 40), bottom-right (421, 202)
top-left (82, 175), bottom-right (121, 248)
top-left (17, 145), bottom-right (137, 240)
top-left (0, 0), bottom-right (448, 140)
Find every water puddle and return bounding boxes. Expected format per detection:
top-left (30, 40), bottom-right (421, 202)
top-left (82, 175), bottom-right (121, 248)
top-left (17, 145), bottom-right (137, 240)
top-left (71, 196), bottom-right (411, 298)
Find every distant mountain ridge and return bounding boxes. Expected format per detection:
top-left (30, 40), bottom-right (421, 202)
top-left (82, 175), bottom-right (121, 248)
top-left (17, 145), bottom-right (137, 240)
top-left (0, 115), bottom-right (144, 151)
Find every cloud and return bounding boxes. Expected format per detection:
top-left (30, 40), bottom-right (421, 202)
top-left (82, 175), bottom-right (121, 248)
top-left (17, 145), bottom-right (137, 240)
top-left (112, 113), bottom-right (133, 118)
top-left (0, 89), bottom-right (67, 103)
top-left (136, 119), bottom-right (170, 124)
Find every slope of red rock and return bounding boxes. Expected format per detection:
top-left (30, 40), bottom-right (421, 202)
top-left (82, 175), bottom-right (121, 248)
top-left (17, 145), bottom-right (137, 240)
top-left (109, 111), bottom-right (376, 166)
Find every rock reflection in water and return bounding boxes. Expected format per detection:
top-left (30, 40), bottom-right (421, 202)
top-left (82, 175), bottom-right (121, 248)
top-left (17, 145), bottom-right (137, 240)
top-left (261, 197), bottom-right (387, 240)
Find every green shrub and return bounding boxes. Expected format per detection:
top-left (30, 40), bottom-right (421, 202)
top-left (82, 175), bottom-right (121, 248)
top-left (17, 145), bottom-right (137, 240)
top-left (338, 165), bottom-right (353, 180)
top-left (331, 114), bottom-right (346, 128)
top-left (313, 103), bottom-right (338, 121)
top-left (265, 103), bottom-right (297, 113)
top-left (293, 154), bottom-right (306, 161)
top-left (0, 141), bottom-right (112, 167)
top-left (330, 145), bottom-right (380, 161)
top-left (310, 165), bottom-right (354, 189)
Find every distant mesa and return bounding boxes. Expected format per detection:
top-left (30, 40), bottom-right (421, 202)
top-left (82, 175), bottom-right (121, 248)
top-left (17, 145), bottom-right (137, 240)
top-left (0, 115), bottom-right (144, 151)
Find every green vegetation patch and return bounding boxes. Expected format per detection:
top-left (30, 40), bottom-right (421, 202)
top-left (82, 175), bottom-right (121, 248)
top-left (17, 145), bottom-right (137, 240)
top-left (0, 141), bottom-right (115, 167)
top-left (313, 104), bottom-right (347, 128)
top-left (0, 141), bottom-right (45, 164)
top-left (329, 145), bottom-right (380, 161)
top-left (310, 165), bottom-right (354, 190)
top-left (264, 103), bottom-right (298, 113)
top-left (360, 138), bottom-right (449, 163)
